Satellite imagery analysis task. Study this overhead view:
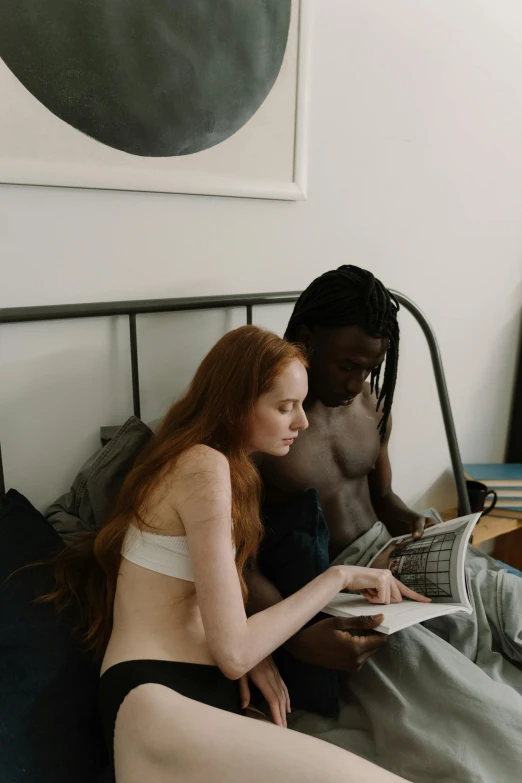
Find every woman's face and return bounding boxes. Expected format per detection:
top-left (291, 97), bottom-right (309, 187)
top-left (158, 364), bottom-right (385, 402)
top-left (248, 359), bottom-right (309, 456)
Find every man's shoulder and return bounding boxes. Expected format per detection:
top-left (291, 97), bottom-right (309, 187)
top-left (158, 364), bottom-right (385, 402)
top-left (359, 383), bottom-right (380, 416)
top-left (358, 382), bottom-right (392, 441)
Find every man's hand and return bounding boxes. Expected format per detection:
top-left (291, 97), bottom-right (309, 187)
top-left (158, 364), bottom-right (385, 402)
top-left (386, 515), bottom-right (437, 540)
top-left (285, 614), bottom-right (387, 673)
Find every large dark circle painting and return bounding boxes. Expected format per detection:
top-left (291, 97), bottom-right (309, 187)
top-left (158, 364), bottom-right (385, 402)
top-left (0, 1), bottom-right (292, 157)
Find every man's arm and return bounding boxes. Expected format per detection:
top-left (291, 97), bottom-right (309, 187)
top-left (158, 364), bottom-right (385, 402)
top-left (245, 560), bottom-right (387, 673)
top-left (368, 414), bottom-right (436, 539)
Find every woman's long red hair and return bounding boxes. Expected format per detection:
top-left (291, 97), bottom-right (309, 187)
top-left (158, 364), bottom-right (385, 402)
top-left (41, 326), bottom-right (306, 660)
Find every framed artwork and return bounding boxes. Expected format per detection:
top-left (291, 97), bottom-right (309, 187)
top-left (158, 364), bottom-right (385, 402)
top-left (0, 0), bottom-right (311, 200)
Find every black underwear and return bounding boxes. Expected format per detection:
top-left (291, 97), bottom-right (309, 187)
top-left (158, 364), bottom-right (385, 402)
top-left (99, 659), bottom-right (243, 770)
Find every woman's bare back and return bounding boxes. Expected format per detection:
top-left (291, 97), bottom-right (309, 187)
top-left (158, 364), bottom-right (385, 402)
top-left (102, 452), bottom-right (222, 675)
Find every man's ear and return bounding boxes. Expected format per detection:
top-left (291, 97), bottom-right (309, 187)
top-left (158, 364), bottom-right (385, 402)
top-left (295, 324), bottom-right (312, 348)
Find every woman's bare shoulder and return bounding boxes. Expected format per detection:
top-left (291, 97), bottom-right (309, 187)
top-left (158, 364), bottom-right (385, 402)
top-left (178, 444), bottom-right (229, 466)
top-left (174, 445), bottom-right (230, 479)
top-left (159, 446), bottom-right (231, 501)
top-left (144, 446), bottom-right (230, 533)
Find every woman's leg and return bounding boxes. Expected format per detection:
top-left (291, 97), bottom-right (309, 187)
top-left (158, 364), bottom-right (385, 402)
top-left (114, 684), bottom-right (408, 783)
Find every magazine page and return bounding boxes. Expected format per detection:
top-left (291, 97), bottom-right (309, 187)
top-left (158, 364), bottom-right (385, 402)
top-left (369, 514), bottom-right (481, 605)
top-left (323, 592), bottom-right (468, 634)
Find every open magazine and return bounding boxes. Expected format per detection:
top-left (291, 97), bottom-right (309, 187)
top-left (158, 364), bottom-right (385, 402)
top-left (323, 513), bottom-right (481, 634)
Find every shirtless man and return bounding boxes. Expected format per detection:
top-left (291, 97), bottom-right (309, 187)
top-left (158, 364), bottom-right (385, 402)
top-left (248, 265), bottom-right (435, 673)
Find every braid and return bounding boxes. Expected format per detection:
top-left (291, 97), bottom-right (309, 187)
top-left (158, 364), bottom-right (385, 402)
top-left (285, 265), bottom-right (399, 439)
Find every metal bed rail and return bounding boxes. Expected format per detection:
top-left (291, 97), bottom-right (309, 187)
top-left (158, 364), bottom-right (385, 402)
top-left (0, 290), bottom-right (471, 514)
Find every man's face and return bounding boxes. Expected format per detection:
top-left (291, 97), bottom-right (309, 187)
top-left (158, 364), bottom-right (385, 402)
top-left (297, 324), bottom-right (388, 407)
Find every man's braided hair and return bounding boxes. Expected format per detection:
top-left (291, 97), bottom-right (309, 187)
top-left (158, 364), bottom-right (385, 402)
top-left (285, 265), bottom-right (400, 439)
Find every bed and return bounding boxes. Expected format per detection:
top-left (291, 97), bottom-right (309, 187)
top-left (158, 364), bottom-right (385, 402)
top-left (0, 288), bottom-right (471, 783)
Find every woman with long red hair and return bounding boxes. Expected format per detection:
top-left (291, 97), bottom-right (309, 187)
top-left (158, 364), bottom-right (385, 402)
top-left (45, 325), bottom-right (425, 782)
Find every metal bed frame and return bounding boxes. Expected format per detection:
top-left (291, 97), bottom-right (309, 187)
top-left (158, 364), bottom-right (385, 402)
top-left (0, 290), bottom-right (471, 515)
top-left (506, 314), bottom-right (522, 463)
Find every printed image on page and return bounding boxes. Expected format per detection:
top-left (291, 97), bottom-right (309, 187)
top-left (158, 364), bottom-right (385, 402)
top-left (369, 515), bottom-right (479, 605)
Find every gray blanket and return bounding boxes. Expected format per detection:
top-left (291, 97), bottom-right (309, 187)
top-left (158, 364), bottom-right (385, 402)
top-left (287, 522), bottom-right (522, 783)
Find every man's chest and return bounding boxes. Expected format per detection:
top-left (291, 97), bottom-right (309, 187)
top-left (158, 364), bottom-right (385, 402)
top-left (263, 406), bottom-right (381, 494)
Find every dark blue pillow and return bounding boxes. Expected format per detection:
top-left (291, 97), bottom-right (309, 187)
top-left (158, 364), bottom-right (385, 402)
top-left (258, 488), bottom-right (339, 717)
top-left (0, 490), bottom-right (108, 783)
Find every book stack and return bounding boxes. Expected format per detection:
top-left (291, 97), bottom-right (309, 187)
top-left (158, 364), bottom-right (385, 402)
top-left (463, 464), bottom-right (522, 519)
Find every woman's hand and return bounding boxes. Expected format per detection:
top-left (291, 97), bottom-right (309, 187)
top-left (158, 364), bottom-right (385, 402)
top-left (336, 565), bottom-right (431, 605)
top-left (239, 655), bottom-right (290, 727)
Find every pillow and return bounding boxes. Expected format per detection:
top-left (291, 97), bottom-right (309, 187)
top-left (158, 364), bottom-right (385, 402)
top-left (0, 490), bottom-right (108, 783)
top-left (257, 488), bottom-right (339, 718)
top-left (99, 417), bottom-right (160, 446)
top-left (46, 416), bottom-right (153, 540)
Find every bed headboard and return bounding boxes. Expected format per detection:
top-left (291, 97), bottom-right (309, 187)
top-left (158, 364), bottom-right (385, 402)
top-left (0, 289), bottom-right (471, 515)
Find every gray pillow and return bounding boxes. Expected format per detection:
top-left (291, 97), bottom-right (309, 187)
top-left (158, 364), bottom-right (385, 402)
top-left (45, 416), bottom-right (153, 540)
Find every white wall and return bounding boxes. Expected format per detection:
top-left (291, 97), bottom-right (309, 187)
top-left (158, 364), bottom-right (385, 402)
top-left (1, 0), bottom-right (521, 512)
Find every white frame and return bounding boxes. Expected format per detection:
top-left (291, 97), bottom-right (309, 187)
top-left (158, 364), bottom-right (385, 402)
top-left (0, 0), bottom-right (312, 201)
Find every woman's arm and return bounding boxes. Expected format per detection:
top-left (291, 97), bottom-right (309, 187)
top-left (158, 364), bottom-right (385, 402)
top-left (245, 560), bottom-right (284, 615)
top-left (173, 446), bottom-right (424, 680)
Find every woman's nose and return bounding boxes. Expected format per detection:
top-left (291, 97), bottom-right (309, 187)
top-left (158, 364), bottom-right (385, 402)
top-left (295, 408), bottom-right (309, 431)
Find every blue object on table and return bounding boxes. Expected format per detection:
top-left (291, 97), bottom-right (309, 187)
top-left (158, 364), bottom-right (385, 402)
top-left (463, 464), bottom-right (522, 482)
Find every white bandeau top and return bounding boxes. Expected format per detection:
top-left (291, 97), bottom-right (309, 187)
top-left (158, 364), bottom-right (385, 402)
top-left (121, 526), bottom-right (195, 582)
top-left (121, 525), bottom-right (236, 582)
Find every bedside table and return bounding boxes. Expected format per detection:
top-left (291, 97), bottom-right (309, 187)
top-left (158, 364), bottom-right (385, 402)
top-left (441, 508), bottom-right (522, 571)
